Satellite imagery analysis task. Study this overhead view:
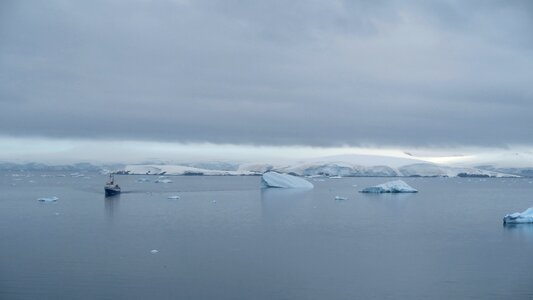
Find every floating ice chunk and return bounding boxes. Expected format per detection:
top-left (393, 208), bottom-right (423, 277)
top-left (137, 177), bottom-right (150, 182)
top-left (360, 180), bottom-right (418, 193)
top-left (38, 196), bottom-right (59, 202)
top-left (167, 195), bottom-right (180, 199)
top-left (261, 172), bottom-right (314, 189)
top-left (334, 196), bottom-right (347, 200)
top-left (155, 179), bottom-right (172, 183)
top-left (150, 249), bottom-right (159, 254)
top-left (329, 176), bottom-right (342, 179)
top-left (503, 207), bottom-right (533, 224)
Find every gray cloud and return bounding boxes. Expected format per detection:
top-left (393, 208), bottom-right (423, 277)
top-left (1, 0), bottom-right (533, 147)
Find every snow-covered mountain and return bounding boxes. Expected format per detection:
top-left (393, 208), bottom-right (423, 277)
top-left (122, 154), bottom-right (519, 177)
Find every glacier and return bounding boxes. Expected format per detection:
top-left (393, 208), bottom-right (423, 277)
top-left (360, 180), bottom-right (418, 193)
top-left (261, 172), bottom-right (314, 189)
top-left (503, 207), bottom-right (533, 224)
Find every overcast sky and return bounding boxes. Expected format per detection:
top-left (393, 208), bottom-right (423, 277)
top-left (1, 0), bottom-right (533, 164)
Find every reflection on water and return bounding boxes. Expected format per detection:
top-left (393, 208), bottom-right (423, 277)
top-left (105, 195), bottom-right (120, 221)
top-left (503, 223), bottom-right (533, 240)
top-left (358, 191), bottom-right (417, 201)
top-left (260, 188), bottom-right (314, 224)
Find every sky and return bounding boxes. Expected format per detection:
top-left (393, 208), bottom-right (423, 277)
top-left (1, 0), bottom-right (533, 166)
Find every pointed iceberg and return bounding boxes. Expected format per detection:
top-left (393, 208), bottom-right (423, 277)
top-left (360, 180), bottom-right (418, 193)
top-left (261, 172), bottom-right (314, 189)
top-left (503, 207), bottom-right (533, 224)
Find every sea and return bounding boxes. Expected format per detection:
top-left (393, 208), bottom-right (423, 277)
top-left (1, 172), bottom-right (533, 299)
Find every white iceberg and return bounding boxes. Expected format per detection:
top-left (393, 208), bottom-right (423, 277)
top-left (155, 179), bottom-right (172, 183)
top-left (334, 196), bottom-right (347, 200)
top-left (261, 172), bottom-right (314, 189)
top-left (360, 180), bottom-right (418, 193)
top-left (137, 177), bottom-right (150, 182)
top-left (167, 195), bottom-right (180, 199)
top-left (503, 207), bottom-right (533, 224)
top-left (38, 196), bottom-right (59, 202)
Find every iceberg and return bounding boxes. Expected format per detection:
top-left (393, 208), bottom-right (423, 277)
top-left (360, 180), bottom-right (418, 193)
top-left (167, 195), bottom-right (180, 199)
top-left (38, 196), bottom-right (59, 202)
top-left (155, 179), bottom-right (172, 183)
top-left (503, 207), bottom-right (533, 224)
top-left (261, 172), bottom-right (314, 189)
top-left (334, 196), bottom-right (347, 200)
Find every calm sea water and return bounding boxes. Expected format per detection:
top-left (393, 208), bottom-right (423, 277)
top-left (1, 173), bottom-right (533, 299)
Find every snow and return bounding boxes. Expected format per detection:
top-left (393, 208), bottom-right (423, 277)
top-left (399, 163), bottom-right (517, 178)
top-left (261, 172), bottom-right (314, 189)
top-left (122, 154), bottom-right (520, 178)
top-left (125, 164), bottom-right (252, 176)
top-left (360, 180), bottom-right (418, 193)
top-left (237, 163), bottom-right (274, 174)
top-left (38, 196), bottom-right (59, 202)
top-left (503, 207), bottom-right (533, 224)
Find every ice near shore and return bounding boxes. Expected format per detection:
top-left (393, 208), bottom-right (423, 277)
top-left (261, 172), bottom-right (314, 189)
top-left (360, 180), bottom-right (418, 193)
top-left (503, 207), bottom-right (533, 224)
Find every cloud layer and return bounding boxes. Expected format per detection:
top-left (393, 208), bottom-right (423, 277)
top-left (1, 0), bottom-right (532, 147)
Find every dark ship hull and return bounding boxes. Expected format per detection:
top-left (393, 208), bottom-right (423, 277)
top-left (105, 186), bottom-right (121, 197)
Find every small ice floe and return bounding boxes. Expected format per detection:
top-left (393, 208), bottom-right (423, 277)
top-left (261, 172), bottom-right (314, 189)
top-left (38, 197), bottom-right (59, 202)
top-left (28, 180), bottom-right (36, 183)
top-left (352, 184), bottom-right (358, 187)
top-left (167, 195), bottom-right (180, 199)
top-left (212, 200), bottom-right (217, 204)
top-left (155, 179), bottom-right (172, 183)
top-left (137, 177), bottom-right (150, 182)
top-left (54, 212), bottom-right (60, 216)
top-left (329, 176), bottom-right (342, 179)
top-left (334, 196), bottom-right (348, 201)
top-left (360, 180), bottom-right (418, 193)
top-left (150, 249), bottom-right (159, 254)
top-left (503, 207), bottom-right (533, 224)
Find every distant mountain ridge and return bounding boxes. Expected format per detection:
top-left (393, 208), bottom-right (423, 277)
top-left (122, 154), bottom-right (521, 178)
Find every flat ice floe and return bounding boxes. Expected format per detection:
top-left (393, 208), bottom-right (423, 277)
top-left (261, 172), bottom-right (314, 189)
top-left (360, 180), bottom-right (418, 193)
top-left (503, 207), bottom-right (533, 224)
top-left (155, 179), bottom-right (172, 183)
top-left (38, 196), bottom-right (59, 202)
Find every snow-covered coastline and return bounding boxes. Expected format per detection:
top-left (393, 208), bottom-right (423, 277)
top-left (121, 157), bottom-right (518, 178)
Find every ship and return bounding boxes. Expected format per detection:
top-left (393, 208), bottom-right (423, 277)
top-left (104, 174), bottom-right (121, 197)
